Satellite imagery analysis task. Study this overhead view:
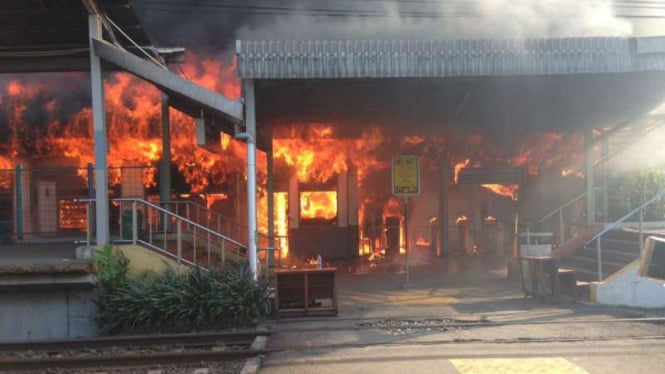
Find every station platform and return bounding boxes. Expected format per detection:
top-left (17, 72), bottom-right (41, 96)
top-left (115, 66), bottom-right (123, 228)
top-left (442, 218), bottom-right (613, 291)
top-left (0, 243), bottom-right (97, 342)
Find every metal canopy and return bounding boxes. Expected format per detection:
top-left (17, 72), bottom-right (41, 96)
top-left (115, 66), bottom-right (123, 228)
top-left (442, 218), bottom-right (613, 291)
top-left (93, 38), bottom-right (243, 126)
top-left (236, 37), bottom-right (665, 79)
top-left (0, 0), bottom-right (182, 72)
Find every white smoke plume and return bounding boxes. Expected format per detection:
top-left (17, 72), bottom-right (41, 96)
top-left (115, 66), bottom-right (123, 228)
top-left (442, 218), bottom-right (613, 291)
top-left (235, 0), bottom-right (633, 42)
top-left (135, 0), bottom-right (635, 54)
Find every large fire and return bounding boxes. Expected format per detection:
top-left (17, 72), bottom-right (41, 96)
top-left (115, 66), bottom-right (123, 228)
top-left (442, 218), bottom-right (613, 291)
top-left (1, 51), bottom-right (587, 263)
top-left (300, 191), bottom-right (337, 221)
top-left (0, 52), bottom-right (246, 194)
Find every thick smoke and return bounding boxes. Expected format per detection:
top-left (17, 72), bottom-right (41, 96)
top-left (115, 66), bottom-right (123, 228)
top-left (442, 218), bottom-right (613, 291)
top-left (606, 114), bottom-right (665, 173)
top-left (134, 0), bottom-right (633, 54)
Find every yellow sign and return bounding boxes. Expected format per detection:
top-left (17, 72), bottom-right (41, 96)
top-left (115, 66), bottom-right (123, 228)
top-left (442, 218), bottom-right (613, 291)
top-left (392, 155), bottom-right (420, 196)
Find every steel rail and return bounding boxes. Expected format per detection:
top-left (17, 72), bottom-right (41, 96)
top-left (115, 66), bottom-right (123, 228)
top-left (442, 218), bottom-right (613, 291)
top-left (0, 331), bottom-right (270, 353)
top-left (0, 348), bottom-right (263, 371)
top-left (3, 334), bottom-right (665, 371)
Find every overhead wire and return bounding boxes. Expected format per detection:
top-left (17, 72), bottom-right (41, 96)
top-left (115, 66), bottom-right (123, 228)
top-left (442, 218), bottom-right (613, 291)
top-left (132, 0), bottom-right (665, 19)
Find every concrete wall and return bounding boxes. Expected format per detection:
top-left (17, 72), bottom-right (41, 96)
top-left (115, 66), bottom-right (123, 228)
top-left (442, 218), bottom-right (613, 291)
top-left (0, 245), bottom-right (186, 342)
top-left (0, 288), bottom-right (97, 341)
top-left (594, 260), bottom-right (665, 308)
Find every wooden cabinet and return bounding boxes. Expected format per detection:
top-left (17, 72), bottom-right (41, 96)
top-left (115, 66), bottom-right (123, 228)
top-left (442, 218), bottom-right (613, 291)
top-left (275, 268), bottom-right (338, 317)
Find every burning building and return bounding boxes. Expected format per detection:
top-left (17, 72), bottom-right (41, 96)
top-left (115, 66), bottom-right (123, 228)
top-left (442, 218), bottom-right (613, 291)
top-left (4, 31), bottom-right (665, 271)
top-left (234, 37), bottom-right (665, 265)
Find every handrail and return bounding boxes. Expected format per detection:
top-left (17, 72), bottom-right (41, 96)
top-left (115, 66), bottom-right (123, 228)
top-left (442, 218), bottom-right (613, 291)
top-left (76, 197), bottom-right (246, 249)
top-left (584, 188), bottom-right (665, 247)
top-left (527, 187), bottom-right (602, 230)
top-left (162, 199), bottom-right (274, 242)
top-left (115, 198), bottom-right (247, 249)
top-left (162, 200), bottom-right (241, 228)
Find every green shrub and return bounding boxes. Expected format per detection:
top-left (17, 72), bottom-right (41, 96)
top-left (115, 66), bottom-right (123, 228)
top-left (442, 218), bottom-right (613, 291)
top-left (93, 249), bottom-right (271, 335)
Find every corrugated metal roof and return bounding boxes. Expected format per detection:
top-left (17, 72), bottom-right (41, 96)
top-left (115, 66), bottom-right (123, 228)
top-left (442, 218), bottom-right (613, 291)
top-left (236, 36), bottom-right (665, 79)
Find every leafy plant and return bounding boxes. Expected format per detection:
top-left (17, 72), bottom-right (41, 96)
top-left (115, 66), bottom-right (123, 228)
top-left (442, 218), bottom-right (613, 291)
top-left (93, 250), bottom-right (271, 335)
top-left (609, 169), bottom-right (665, 221)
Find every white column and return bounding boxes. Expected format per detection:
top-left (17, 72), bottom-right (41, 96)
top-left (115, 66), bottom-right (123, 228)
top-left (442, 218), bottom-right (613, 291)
top-left (242, 79), bottom-right (258, 280)
top-left (89, 14), bottom-right (109, 245)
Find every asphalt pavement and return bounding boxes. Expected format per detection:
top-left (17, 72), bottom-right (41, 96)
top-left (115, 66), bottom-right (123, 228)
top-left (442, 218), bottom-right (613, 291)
top-left (260, 255), bottom-right (665, 374)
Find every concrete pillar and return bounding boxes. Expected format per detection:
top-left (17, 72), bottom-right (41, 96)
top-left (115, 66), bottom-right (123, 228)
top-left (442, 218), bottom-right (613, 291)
top-left (438, 158), bottom-right (449, 256)
top-left (159, 94), bottom-right (172, 205)
top-left (288, 174), bottom-right (299, 230)
top-left (585, 127), bottom-right (595, 227)
top-left (337, 169), bottom-right (348, 228)
top-left (266, 138), bottom-right (275, 265)
top-left (89, 14), bottom-right (109, 245)
top-left (14, 164), bottom-right (30, 240)
top-left (348, 164), bottom-right (360, 226)
top-left (347, 164), bottom-right (360, 258)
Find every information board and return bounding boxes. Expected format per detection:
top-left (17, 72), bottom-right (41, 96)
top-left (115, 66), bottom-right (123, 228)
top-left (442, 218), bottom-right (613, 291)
top-left (392, 155), bottom-right (420, 196)
top-left (458, 167), bottom-right (526, 185)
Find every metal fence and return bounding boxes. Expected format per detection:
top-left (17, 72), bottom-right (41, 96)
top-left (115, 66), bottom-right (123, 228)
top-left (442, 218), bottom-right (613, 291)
top-left (2, 164), bottom-right (157, 243)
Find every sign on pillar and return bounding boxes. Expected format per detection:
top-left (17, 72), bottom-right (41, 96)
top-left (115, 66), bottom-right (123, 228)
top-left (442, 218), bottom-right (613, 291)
top-left (392, 155), bottom-right (420, 286)
top-left (392, 155), bottom-right (420, 196)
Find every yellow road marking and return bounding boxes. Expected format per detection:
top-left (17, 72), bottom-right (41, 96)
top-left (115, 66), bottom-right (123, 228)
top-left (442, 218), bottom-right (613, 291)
top-left (386, 294), bottom-right (458, 304)
top-left (450, 357), bottom-right (589, 374)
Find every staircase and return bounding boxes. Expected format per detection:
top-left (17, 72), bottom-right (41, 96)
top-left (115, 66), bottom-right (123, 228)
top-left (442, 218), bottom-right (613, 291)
top-left (521, 116), bottom-right (665, 286)
top-left (558, 229), bottom-right (642, 282)
top-left (79, 198), bottom-right (251, 271)
top-left (554, 187), bottom-right (665, 286)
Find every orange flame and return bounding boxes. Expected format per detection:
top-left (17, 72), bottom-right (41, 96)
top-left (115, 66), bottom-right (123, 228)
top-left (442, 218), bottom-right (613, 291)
top-left (415, 236), bottom-right (431, 246)
top-left (454, 159), bottom-right (470, 184)
top-left (481, 184), bottom-right (519, 200)
top-left (204, 193), bottom-right (228, 209)
top-left (1, 52), bottom-right (244, 194)
top-left (274, 192), bottom-right (289, 259)
top-left (300, 191), bottom-right (337, 221)
top-left (456, 214), bottom-right (469, 223)
top-left (561, 167), bottom-right (585, 178)
top-left (0, 156), bottom-right (13, 188)
top-left (273, 125), bottom-right (388, 186)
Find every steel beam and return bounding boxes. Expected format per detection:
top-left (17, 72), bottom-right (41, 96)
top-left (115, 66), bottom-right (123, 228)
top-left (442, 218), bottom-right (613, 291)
top-left (81, 0), bottom-right (101, 15)
top-left (89, 14), bottom-right (109, 245)
top-left (92, 38), bottom-right (243, 123)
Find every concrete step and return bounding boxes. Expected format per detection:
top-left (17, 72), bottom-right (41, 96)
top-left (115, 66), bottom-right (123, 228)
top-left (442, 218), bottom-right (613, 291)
top-left (566, 247), bottom-right (639, 264)
top-left (599, 237), bottom-right (641, 253)
top-left (559, 264), bottom-right (600, 282)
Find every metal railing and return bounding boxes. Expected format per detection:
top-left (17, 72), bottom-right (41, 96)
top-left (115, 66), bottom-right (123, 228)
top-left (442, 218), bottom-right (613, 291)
top-left (161, 199), bottom-right (281, 276)
top-left (583, 189), bottom-right (665, 282)
top-left (524, 187), bottom-right (602, 248)
top-left (78, 198), bottom-right (247, 271)
top-left (163, 200), bottom-right (248, 247)
top-left (76, 197), bottom-right (281, 279)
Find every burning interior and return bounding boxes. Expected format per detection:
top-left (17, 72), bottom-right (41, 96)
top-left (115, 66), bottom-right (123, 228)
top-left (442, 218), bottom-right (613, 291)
top-left (3, 36), bottom-right (665, 270)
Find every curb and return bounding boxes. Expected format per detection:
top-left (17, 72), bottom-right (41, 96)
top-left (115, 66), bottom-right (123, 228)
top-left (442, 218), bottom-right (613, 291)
top-left (240, 326), bottom-right (268, 374)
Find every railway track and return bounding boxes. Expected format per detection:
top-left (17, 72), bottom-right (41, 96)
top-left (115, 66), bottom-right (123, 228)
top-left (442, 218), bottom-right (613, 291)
top-left (0, 330), bottom-right (270, 372)
top-left (2, 317), bottom-right (664, 371)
